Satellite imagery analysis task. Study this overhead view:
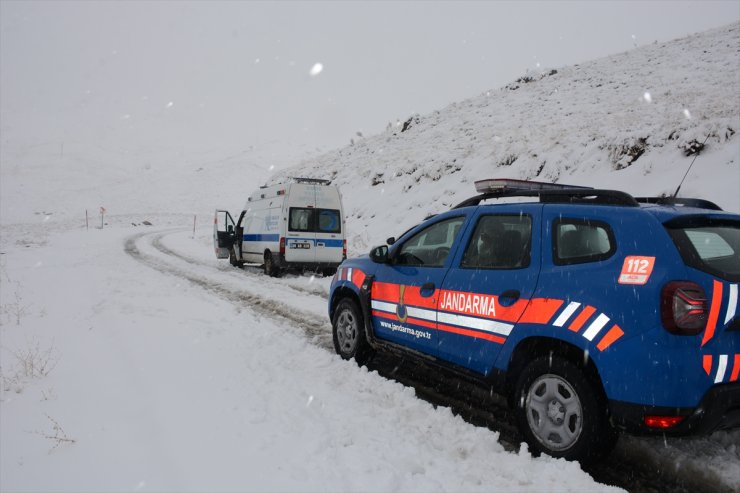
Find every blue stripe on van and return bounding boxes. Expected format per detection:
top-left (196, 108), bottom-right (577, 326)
top-left (286, 238), bottom-right (344, 248)
top-left (243, 234), bottom-right (280, 242)
top-left (243, 235), bottom-right (343, 247)
top-left (319, 239), bottom-right (344, 248)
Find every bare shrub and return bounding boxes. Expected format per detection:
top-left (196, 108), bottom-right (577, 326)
top-left (0, 282), bottom-right (30, 326)
top-left (11, 338), bottom-right (58, 379)
top-left (609, 137), bottom-right (648, 170)
top-left (679, 139), bottom-right (705, 156)
top-left (30, 414), bottom-right (76, 453)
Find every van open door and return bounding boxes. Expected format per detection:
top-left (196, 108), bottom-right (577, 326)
top-left (213, 209), bottom-right (236, 259)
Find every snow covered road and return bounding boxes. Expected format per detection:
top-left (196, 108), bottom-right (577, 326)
top-left (0, 219), bottom-right (622, 492)
top-left (2, 219), bottom-right (738, 492)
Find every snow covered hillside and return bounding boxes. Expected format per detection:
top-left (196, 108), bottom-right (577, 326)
top-left (273, 22), bottom-right (740, 256)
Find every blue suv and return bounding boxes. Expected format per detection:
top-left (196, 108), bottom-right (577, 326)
top-left (328, 179), bottom-right (739, 463)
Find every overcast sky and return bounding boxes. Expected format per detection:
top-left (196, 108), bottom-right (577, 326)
top-left (1, 0), bottom-right (739, 164)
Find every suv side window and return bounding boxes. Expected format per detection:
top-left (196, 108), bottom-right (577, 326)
top-left (554, 219), bottom-right (615, 265)
top-left (461, 215), bottom-right (532, 269)
top-left (395, 216), bottom-right (465, 267)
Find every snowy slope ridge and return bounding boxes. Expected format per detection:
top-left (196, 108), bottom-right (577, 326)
top-left (273, 22), bottom-right (739, 256)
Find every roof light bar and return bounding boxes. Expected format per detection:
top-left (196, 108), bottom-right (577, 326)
top-left (291, 177), bottom-right (332, 185)
top-left (474, 178), bottom-right (593, 194)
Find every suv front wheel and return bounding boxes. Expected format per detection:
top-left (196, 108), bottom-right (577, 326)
top-left (332, 298), bottom-right (373, 365)
top-left (513, 355), bottom-right (617, 464)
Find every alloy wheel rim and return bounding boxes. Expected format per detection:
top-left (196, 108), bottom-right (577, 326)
top-left (525, 374), bottom-right (583, 452)
top-left (337, 310), bottom-right (357, 354)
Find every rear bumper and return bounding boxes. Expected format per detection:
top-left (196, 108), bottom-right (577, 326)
top-left (276, 253), bottom-right (343, 272)
top-left (610, 382), bottom-right (740, 435)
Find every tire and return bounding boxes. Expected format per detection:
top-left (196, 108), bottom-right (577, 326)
top-left (513, 355), bottom-right (617, 464)
top-left (332, 298), bottom-right (373, 365)
top-left (263, 251), bottom-right (280, 277)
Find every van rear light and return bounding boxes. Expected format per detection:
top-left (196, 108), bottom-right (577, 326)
top-left (342, 239), bottom-right (347, 259)
top-left (279, 237), bottom-right (285, 255)
top-left (661, 281), bottom-right (707, 335)
top-left (644, 415), bottom-right (685, 429)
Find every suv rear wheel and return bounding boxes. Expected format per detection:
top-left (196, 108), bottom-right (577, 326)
top-left (332, 298), bottom-right (373, 365)
top-left (513, 355), bottom-right (617, 464)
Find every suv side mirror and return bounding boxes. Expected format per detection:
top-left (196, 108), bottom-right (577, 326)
top-left (370, 245), bottom-right (389, 264)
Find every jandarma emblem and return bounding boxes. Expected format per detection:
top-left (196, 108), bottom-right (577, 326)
top-left (396, 285), bottom-right (408, 323)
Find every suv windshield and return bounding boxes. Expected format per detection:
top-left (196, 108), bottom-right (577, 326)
top-left (666, 218), bottom-right (740, 281)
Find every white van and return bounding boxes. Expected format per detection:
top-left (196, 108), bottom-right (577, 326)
top-left (214, 178), bottom-right (346, 276)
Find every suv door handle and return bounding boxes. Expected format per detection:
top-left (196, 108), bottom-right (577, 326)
top-left (499, 289), bottom-right (521, 307)
top-left (420, 282), bottom-right (436, 297)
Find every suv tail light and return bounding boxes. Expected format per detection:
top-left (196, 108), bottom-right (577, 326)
top-left (661, 281), bottom-right (707, 335)
top-left (279, 237), bottom-right (285, 256)
top-left (644, 415), bottom-right (686, 429)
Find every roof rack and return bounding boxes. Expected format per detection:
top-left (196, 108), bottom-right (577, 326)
top-left (634, 197), bottom-right (723, 211)
top-left (454, 179), bottom-right (639, 208)
top-left (290, 177), bottom-right (332, 185)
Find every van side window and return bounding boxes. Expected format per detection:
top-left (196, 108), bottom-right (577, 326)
top-left (395, 217), bottom-right (465, 267)
top-left (554, 219), bottom-right (615, 265)
top-left (461, 215), bottom-right (532, 269)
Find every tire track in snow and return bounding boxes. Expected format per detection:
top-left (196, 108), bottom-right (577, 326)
top-left (124, 229), bottom-right (333, 350)
top-left (125, 229), bottom-right (733, 493)
top-left (150, 232), bottom-right (329, 299)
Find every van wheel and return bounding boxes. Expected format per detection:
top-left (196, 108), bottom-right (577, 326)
top-left (513, 356), bottom-right (617, 465)
top-left (264, 252), bottom-right (280, 277)
top-left (332, 298), bottom-right (373, 365)
top-left (263, 252), bottom-right (274, 276)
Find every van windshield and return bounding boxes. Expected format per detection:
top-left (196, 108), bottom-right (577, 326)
top-left (665, 217), bottom-right (740, 281)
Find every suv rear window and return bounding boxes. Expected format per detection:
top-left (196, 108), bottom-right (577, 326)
top-left (666, 218), bottom-right (740, 281)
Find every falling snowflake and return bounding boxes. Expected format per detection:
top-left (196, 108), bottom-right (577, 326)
top-left (683, 108), bottom-right (692, 119)
top-left (643, 92), bottom-right (652, 103)
top-left (309, 63), bottom-right (324, 77)
top-left (166, 101), bottom-right (174, 108)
